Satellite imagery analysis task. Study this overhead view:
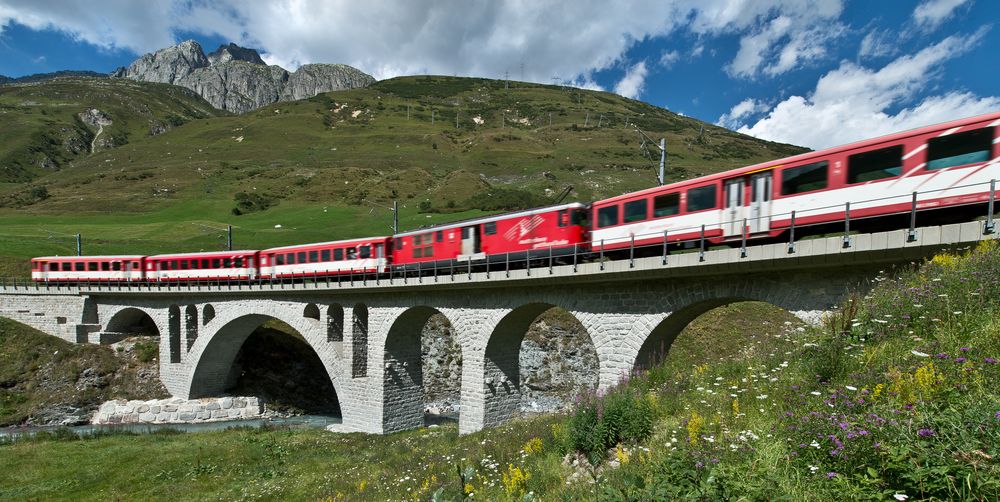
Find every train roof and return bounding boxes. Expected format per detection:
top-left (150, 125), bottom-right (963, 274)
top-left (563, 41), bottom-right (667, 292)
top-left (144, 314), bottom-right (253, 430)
top-left (394, 202), bottom-right (587, 238)
top-left (595, 110), bottom-right (1000, 205)
top-left (147, 250), bottom-right (259, 259)
top-left (262, 236), bottom-right (390, 253)
top-left (32, 255), bottom-right (145, 261)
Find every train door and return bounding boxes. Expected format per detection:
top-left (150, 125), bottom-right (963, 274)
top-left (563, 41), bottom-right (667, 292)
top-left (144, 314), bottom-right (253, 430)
top-left (724, 178), bottom-right (744, 237)
top-left (461, 226), bottom-right (481, 256)
top-left (748, 172), bottom-right (773, 233)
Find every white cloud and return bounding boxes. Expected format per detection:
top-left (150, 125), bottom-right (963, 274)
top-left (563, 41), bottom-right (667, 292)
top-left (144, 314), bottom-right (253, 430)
top-left (736, 29), bottom-right (999, 149)
top-left (726, 12), bottom-right (846, 78)
top-left (716, 98), bottom-right (769, 129)
top-left (659, 49), bottom-right (680, 68)
top-left (913, 0), bottom-right (973, 30)
top-left (0, 0), bottom-right (848, 84)
top-left (614, 61), bottom-right (648, 99)
top-left (858, 29), bottom-right (897, 59)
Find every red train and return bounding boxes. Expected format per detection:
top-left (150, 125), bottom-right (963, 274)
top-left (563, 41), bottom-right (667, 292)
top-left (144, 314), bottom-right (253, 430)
top-left (31, 111), bottom-right (1000, 283)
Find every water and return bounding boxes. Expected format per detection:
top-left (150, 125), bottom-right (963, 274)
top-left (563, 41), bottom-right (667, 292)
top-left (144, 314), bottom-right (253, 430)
top-left (0, 414), bottom-right (341, 441)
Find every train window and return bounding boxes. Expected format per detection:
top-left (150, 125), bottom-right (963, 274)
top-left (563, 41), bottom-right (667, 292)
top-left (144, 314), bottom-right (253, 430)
top-left (436, 231), bottom-right (444, 242)
top-left (424, 246), bottom-right (433, 258)
top-left (321, 249), bottom-right (331, 261)
top-left (395, 238), bottom-right (403, 249)
top-left (557, 210), bottom-right (569, 227)
top-left (572, 209), bottom-right (588, 226)
top-left (49, 263), bottom-right (58, 271)
top-left (63, 263), bottom-right (72, 271)
top-left (347, 248), bottom-right (358, 259)
top-left (112, 262), bottom-right (122, 271)
top-left (687, 185), bottom-right (718, 211)
top-left (297, 252), bottom-right (306, 263)
top-left (285, 253), bottom-right (295, 265)
top-left (234, 257), bottom-right (244, 268)
top-left (462, 227), bottom-right (470, 239)
top-left (848, 146), bottom-right (903, 183)
top-left (275, 254), bottom-right (285, 265)
top-left (597, 206), bottom-right (619, 228)
top-left (222, 258), bottom-right (232, 268)
top-left (101, 262), bottom-right (110, 271)
top-left (781, 161), bottom-right (828, 195)
top-left (87, 262), bottom-right (98, 272)
top-left (210, 259), bottom-right (219, 268)
top-left (484, 222), bottom-right (497, 235)
top-left (180, 261), bottom-right (189, 270)
top-left (334, 248), bottom-right (344, 260)
top-left (624, 200), bottom-right (647, 223)
top-left (200, 259), bottom-right (209, 269)
top-left (414, 247), bottom-right (423, 258)
top-left (927, 127), bottom-right (993, 170)
top-left (360, 245), bottom-right (371, 259)
top-left (309, 250), bottom-right (319, 263)
top-left (653, 193), bottom-right (680, 217)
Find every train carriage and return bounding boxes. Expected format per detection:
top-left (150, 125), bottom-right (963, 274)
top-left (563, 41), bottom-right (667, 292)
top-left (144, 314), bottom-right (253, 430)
top-left (31, 255), bottom-right (145, 283)
top-left (259, 236), bottom-right (391, 279)
top-left (391, 202), bottom-right (590, 270)
top-left (591, 111), bottom-right (1000, 250)
top-left (147, 250), bottom-right (260, 282)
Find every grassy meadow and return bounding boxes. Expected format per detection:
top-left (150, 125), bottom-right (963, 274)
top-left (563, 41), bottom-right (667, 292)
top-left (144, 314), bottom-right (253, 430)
top-left (2, 242), bottom-right (999, 500)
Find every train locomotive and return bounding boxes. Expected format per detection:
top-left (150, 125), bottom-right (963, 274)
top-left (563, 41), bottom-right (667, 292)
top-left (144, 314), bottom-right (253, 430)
top-left (31, 111), bottom-right (1000, 283)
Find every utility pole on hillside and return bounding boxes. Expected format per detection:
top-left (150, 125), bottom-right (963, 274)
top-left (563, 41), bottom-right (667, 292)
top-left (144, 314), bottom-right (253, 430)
top-left (634, 125), bottom-right (667, 186)
top-left (76, 234), bottom-right (82, 256)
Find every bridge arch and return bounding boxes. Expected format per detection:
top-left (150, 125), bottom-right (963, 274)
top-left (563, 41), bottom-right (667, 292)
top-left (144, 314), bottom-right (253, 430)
top-left (475, 302), bottom-right (597, 430)
top-left (381, 306), bottom-right (459, 432)
top-left (103, 307), bottom-right (161, 336)
top-left (202, 304), bottom-right (215, 325)
top-left (327, 304), bottom-right (344, 342)
top-left (186, 307), bottom-right (345, 412)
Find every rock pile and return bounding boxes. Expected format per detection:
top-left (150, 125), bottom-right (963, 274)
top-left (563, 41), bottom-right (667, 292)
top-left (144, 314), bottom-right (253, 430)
top-left (92, 396), bottom-right (264, 424)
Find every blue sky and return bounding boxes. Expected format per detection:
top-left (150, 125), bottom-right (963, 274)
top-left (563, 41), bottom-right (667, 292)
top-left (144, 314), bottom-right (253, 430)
top-left (0, 0), bottom-right (997, 149)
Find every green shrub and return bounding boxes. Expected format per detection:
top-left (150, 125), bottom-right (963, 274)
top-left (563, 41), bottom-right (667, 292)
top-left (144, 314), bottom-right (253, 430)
top-left (134, 340), bottom-right (158, 363)
top-left (568, 387), bottom-right (655, 465)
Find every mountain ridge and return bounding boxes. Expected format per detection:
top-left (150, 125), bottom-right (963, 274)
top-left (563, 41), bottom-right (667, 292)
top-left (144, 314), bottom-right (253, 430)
top-left (112, 40), bottom-right (375, 113)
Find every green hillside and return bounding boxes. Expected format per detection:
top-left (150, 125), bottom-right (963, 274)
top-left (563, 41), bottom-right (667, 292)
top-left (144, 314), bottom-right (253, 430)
top-left (0, 77), bottom-right (222, 184)
top-left (0, 76), bottom-right (806, 275)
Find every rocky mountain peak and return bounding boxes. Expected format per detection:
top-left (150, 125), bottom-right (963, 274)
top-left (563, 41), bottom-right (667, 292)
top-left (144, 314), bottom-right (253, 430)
top-left (111, 40), bottom-right (375, 113)
top-left (207, 43), bottom-right (266, 66)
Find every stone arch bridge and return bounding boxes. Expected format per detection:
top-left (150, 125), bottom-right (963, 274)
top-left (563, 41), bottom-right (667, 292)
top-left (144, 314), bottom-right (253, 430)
top-left (0, 221), bottom-right (994, 434)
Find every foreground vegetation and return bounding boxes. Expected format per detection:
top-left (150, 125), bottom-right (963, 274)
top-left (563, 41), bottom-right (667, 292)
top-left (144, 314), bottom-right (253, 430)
top-left (2, 242), bottom-right (998, 500)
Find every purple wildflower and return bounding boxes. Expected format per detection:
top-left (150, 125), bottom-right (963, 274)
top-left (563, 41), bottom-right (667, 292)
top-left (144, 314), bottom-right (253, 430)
top-left (826, 472), bottom-right (837, 479)
top-left (994, 412), bottom-right (1000, 420)
top-left (960, 347), bottom-right (972, 352)
top-left (985, 358), bottom-right (998, 364)
top-left (917, 428), bottom-right (936, 438)
top-left (955, 357), bottom-right (967, 363)
top-left (935, 353), bottom-right (949, 359)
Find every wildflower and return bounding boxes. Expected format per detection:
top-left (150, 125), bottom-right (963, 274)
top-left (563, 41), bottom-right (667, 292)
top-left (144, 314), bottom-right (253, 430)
top-left (985, 358), bottom-right (998, 364)
top-left (809, 465), bottom-right (819, 473)
top-left (911, 350), bottom-right (930, 357)
top-left (826, 472), bottom-right (837, 479)
top-left (917, 428), bottom-right (936, 438)
top-left (960, 347), bottom-right (972, 352)
top-left (845, 386), bottom-right (858, 391)
top-left (810, 391), bottom-right (822, 396)
top-left (994, 412), bottom-right (1000, 420)
top-left (955, 357), bottom-right (967, 363)
top-left (894, 494), bottom-right (909, 501)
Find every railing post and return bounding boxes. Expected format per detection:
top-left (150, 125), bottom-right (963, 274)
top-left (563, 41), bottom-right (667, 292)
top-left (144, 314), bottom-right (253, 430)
top-left (788, 211), bottom-right (796, 254)
top-left (467, 259), bottom-right (472, 279)
top-left (843, 202), bottom-right (852, 248)
top-left (908, 192), bottom-right (918, 242)
top-left (698, 225), bottom-right (706, 262)
top-left (985, 179), bottom-right (996, 235)
top-left (662, 229), bottom-right (668, 265)
top-left (629, 235), bottom-right (635, 268)
top-left (599, 240), bottom-right (605, 271)
top-left (740, 218), bottom-right (748, 258)
top-left (434, 259), bottom-right (438, 282)
top-left (573, 243), bottom-right (578, 273)
top-left (418, 262), bottom-right (422, 283)
top-left (548, 245), bottom-right (553, 274)
top-left (505, 252), bottom-right (510, 278)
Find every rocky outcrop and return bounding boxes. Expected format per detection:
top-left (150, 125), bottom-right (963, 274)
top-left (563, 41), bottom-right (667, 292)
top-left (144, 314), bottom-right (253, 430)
top-left (0, 75), bottom-right (10, 84)
top-left (207, 42), bottom-right (266, 65)
top-left (112, 40), bottom-right (208, 84)
top-left (112, 40), bottom-right (375, 113)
